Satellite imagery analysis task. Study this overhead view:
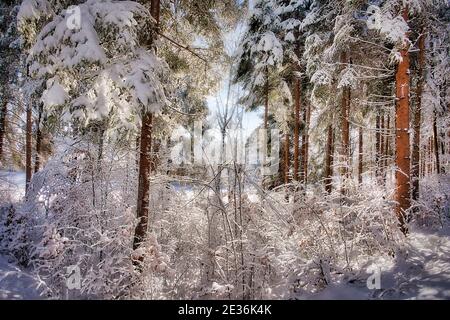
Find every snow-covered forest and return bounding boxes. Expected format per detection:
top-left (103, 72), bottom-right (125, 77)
top-left (0, 0), bottom-right (449, 300)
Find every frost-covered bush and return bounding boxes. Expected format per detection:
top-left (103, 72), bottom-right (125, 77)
top-left (412, 174), bottom-right (450, 228)
top-left (7, 139), bottom-right (170, 299)
top-left (236, 179), bottom-right (404, 298)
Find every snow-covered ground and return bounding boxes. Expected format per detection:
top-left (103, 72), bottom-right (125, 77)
top-left (0, 171), bottom-right (46, 299)
top-left (0, 255), bottom-right (46, 300)
top-left (305, 228), bottom-right (450, 300)
top-left (0, 170), bottom-right (449, 299)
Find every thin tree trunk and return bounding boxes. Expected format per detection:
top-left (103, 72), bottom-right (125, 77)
top-left (325, 124), bottom-right (334, 193)
top-left (433, 112), bottom-right (440, 174)
top-left (262, 73), bottom-right (269, 188)
top-left (375, 113), bottom-right (381, 180)
top-left (0, 96), bottom-right (7, 165)
top-left (411, 31), bottom-right (425, 200)
top-left (340, 52), bottom-right (350, 190)
top-left (358, 126), bottom-right (363, 184)
top-left (284, 132), bottom-right (289, 185)
top-left (133, 0), bottom-right (160, 258)
top-left (25, 101), bottom-right (32, 193)
top-left (303, 102), bottom-right (311, 185)
top-left (34, 103), bottom-right (43, 173)
top-left (380, 113), bottom-right (385, 180)
top-left (394, 7), bottom-right (411, 235)
top-left (293, 78), bottom-right (300, 181)
top-left (427, 136), bottom-right (433, 175)
top-left (384, 114), bottom-right (390, 183)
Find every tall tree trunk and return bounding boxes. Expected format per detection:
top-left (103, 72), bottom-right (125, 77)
top-left (375, 113), bottom-right (381, 180)
top-left (340, 52), bottom-right (351, 190)
top-left (25, 102), bottom-right (32, 193)
top-left (420, 148), bottom-right (425, 178)
top-left (134, 112), bottom-right (153, 253)
top-left (433, 112), bottom-right (440, 174)
top-left (293, 78), bottom-right (300, 181)
top-left (262, 73), bottom-right (269, 188)
top-left (133, 0), bottom-right (160, 258)
top-left (384, 114), bottom-right (390, 183)
top-left (380, 113), bottom-right (385, 180)
top-left (358, 126), bottom-right (363, 184)
top-left (411, 31), bottom-right (425, 201)
top-left (325, 124), bottom-right (334, 193)
top-left (303, 102), bottom-right (311, 185)
top-left (0, 96), bottom-right (7, 165)
top-left (427, 136), bottom-right (433, 175)
top-left (394, 7), bottom-right (411, 235)
top-left (34, 103), bottom-right (43, 173)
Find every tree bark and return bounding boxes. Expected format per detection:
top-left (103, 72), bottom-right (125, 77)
top-left (134, 112), bottom-right (153, 252)
top-left (262, 72), bottom-right (269, 188)
top-left (284, 132), bottom-right (289, 185)
top-left (411, 31), bottom-right (425, 200)
top-left (25, 101), bottom-right (32, 193)
top-left (384, 114), bottom-right (390, 183)
top-left (340, 52), bottom-right (351, 189)
top-left (427, 136), bottom-right (433, 175)
top-left (433, 112), bottom-right (440, 174)
top-left (0, 96), bottom-right (7, 165)
top-left (380, 113), bottom-right (385, 180)
top-left (325, 124), bottom-right (334, 193)
top-left (34, 103), bottom-right (43, 173)
top-left (358, 126), bottom-right (363, 184)
top-left (394, 7), bottom-right (411, 235)
top-left (303, 101), bottom-right (311, 185)
top-left (133, 0), bottom-right (160, 258)
top-left (293, 78), bottom-right (300, 181)
top-left (375, 113), bottom-right (381, 180)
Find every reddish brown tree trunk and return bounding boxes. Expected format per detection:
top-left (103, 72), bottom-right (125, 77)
top-left (293, 78), bottom-right (300, 181)
top-left (325, 124), bottom-right (334, 193)
top-left (411, 31), bottom-right (425, 200)
top-left (358, 126), bottom-right (363, 184)
top-left (394, 8), bottom-right (411, 235)
top-left (133, 0), bottom-right (160, 256)
top-left (340, 52), bottom-right (350, 188)
top-left (25, 102), bottom-right (32, 193)
top-left (134, 112), bottom-right (153, 251)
